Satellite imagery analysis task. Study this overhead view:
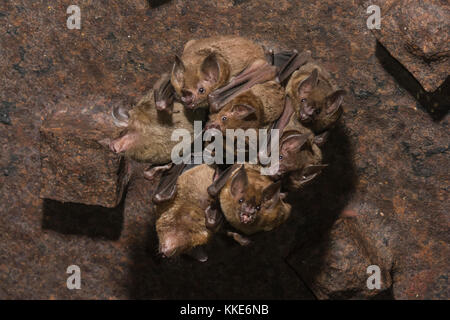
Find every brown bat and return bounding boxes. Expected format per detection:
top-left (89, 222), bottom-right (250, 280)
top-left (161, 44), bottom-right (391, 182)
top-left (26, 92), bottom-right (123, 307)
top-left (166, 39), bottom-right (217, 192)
top-left (208, 164), bottom-right (291, 236)
top-left (168, 36), bottom-right (270, 110)
top-left (266, 96), bottom-right (324, 177)
top-left (204, 80), bottom-right (285, 134)
top-left (155, 164), bottom-right (216, 260)
top-left (168, 36), bottom-right (308, 113)
top-left (207, 49), bottom-right (311, 113)
top-left (286, 62), bottom-right (346, 134)
top-left (108, 89), bottom-right (206, 163)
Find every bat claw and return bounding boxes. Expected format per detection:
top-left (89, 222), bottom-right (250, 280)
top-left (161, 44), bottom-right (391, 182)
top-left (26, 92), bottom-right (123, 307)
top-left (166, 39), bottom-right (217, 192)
top-left (226, 231), bottom-right (251, 246)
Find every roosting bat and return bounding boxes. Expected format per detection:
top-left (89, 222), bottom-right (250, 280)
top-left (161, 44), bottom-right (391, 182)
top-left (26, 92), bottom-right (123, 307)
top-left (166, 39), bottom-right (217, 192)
top-left (207, 49), bottom-right (311, 113)
top-left (154, 164), bottom-right (216, 261)
top-left (205, 80), bottom-right (285, 134)
top-left (263, 96), bottom-right (326, 190)
top-left (208, 164), bottom-right (291, 236)
top-left (286, 62), bottom-right (345, 134)
top-left (108, 89), bottom-right (206, 163)
top-left (167, 36), bottom-right (271, 110)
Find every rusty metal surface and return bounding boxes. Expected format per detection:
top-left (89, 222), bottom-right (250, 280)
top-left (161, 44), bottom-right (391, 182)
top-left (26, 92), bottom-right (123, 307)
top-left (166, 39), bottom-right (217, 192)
top-left (0, 0), bottom-right (448, 299)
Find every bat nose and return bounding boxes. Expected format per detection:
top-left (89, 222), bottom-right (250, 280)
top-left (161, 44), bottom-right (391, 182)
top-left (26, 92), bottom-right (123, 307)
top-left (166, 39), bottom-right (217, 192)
top-left (205, 122), bottom-right (220, 131)
top-left (181, 91), bottom-right (194, 105)
top-left (181, 97), bottom-right (193, 105)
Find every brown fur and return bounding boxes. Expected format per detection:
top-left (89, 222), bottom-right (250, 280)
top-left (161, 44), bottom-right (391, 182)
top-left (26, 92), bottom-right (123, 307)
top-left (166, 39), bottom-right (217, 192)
top-left (113, 90), bottom-right (206, 163)
top-left (277, 112), bottom-right (323, 177)
top-left (286, 62), bottom-right (344, 133)
top-left (171, 36), bottom-right (266, 109)
top-left (218, 164), bottom-right (291, 235)
top-left (155, 164), bottom-right (215, 257)
top-left (206, 80), bottom-right (285, 133)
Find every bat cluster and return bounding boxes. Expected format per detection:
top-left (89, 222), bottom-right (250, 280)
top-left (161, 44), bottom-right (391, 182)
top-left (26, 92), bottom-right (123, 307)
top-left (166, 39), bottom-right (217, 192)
top-left (107, 36), bottom-right (345, 262)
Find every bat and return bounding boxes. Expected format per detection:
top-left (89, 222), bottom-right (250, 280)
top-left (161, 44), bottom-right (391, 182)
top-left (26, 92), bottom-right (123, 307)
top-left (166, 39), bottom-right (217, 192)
top-left (206, 49), bottom-right (311, 113)
top-left (205, 80), bottom-right (285, 134)
top-left (169, 36), bottom-right (270, 111)
top-left (154, 164), bottom-right (216, 261)
top-left (286, 62), bottom-right (346, 134)
top-left (108, 89), bottom-right (206, 163)
top-left (208, 164), bottom-right (291, 236)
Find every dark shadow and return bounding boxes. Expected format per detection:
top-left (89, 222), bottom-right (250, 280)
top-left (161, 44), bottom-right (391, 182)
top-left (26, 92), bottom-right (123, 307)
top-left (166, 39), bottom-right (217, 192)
top-left (284, 123), bottom-right (357, 299)
top-left (369, 286), bottom-right (394, 300)
top-left (376, 41), bottom-right (449, 121)
top-left (125, 123), bottom-right (355, 300)
top-left (42, 198), bottom-right (125, 240)
top-left (148, 0), bottom-right (171, 8)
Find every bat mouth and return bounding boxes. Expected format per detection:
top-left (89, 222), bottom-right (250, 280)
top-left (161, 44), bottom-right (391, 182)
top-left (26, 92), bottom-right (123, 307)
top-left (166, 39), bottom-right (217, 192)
top-left (299, 111), bottom-right (312, 123)
top-left (183, 102), bottom-right (197, 109)
top-left (240, 211), bottom-right (256, 224)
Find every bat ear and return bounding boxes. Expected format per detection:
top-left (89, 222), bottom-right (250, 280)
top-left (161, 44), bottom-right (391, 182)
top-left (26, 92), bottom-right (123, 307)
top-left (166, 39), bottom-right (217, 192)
top-left (207, 164), bottom-right (237, 197)
top-left (262, 181), bottom-right (281, 206)
top-left (201, 53), bottom-right (220, 83)
top-left (272, 96), bottom-right (295, 138)
top-left (230, 165), bottom-right (248, 200)
top-left (231, 103), bottom-right (256, 120)
top-left (172, 55), bottom-right (185, 86)
top-left (281, 133), bottom-right (311, 153)
top-left (297, 68), bottom-right (318, 98)
top-left (326, 89), bottom-right (345, 115)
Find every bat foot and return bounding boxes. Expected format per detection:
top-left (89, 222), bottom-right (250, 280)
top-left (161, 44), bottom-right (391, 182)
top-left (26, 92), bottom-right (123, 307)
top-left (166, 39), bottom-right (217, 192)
top-left (152, 163), bottom-right (186, 203)
top-left (226, 231), bottom-right (251, 246)
top-left (144, 163), bottom-right (173, 181)
top-left (314, 131), bottom-right (329, 147)
top-left (205, 204), bottom-right (224, 232)
top-left (187, 246), bottom-right (208, 263)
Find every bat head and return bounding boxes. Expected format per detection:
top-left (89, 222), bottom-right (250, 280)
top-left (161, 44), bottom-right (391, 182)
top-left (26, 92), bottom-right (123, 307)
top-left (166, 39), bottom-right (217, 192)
top-left (276, 132), bottom-right (312, 176)
top-left (156, 206), bottom-right (211, 258)
top-left (171, 53), bottom-right (226, 110)
top-left (205, 91), bottom-right (261, 134)
top-left (295, 69), bottom-right (345, 130)
top-left (228, 165), bottom-right (283, 225)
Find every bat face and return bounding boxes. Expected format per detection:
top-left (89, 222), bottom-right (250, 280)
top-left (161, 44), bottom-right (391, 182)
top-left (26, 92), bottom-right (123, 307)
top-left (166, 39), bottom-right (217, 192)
top-left (172, 53), bottom-right (223, 110)
top-left (227, 166), bottom-right (282, 225)
top-left (205, 92), bottom-right (261, 134)
top-left (295, 68), bottom-right (345, 131)
top-left (276, 132), bottom-right (311, 176)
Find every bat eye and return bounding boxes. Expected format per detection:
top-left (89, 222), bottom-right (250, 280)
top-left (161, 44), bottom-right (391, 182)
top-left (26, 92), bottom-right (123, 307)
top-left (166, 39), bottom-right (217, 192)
top-left (279, 155), bottom-right (283, 160)
top-left (301, 98), bottom-right (307, 103)
top-left (256, 206), bottom-right (261, 211)
top-left (221, 116), bottom-right (227, 121)
top-left (239, 198), bottom-right (244, 203)
top-left (198, 87), bottom-right (205, 94)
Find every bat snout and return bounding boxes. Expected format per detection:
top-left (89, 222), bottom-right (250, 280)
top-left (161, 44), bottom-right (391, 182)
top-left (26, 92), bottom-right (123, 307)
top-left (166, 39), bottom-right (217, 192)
top-left (240, 211), bottom-right (256, 224)
top-left (205, 122), bottom-right (220, 131)
top-left (240, 202), bottom-right (257, 224)
top-left (159, 235), bottom-right (182, 258)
